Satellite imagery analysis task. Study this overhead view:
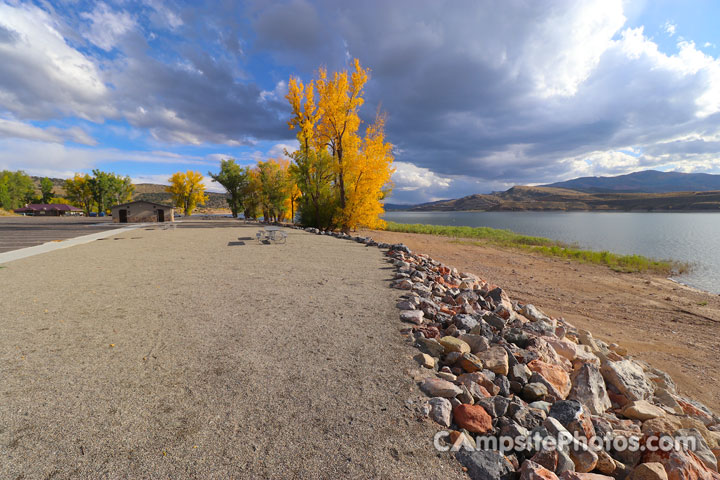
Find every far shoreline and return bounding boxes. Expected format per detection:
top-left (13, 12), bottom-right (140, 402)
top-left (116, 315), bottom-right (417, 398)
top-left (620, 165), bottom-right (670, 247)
top-left (386, 208), bottom-right (720, 213)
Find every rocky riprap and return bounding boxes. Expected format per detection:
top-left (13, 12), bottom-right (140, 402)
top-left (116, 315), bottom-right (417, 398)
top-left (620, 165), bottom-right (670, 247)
top-left (300, 227), bottom-right (720, 480)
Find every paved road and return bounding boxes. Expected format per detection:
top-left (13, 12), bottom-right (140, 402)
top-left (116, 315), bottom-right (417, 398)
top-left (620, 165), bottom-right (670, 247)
top-left (0, 222), bottom-right (464, 479)
top-left (0, 217), bottom-right (119, 253)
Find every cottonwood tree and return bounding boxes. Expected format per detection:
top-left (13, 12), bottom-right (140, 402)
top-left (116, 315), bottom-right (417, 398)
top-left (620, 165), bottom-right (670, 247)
top-left (288, 148), bottom-right (336, 229)
top-left (340, 113), bottom-right (394, 230)
top-left (166, 170), bottom-right (208, 216)
top-left (257, 158), bottom-right (292, 222)
top-left (209, 159), bottom-right (249, 218)
top-left (64, 174), bottom-right (94, 215)
top-left (88, 170), bottom-right (134, 214)
top-left (40, 177), bottom-right (54, 204)
top-left (0, 170), bottom-right (35, 210)
top-left (110, 175), bottom-right (135, 206)
top-left (286, 59), bottom-right (394, 231)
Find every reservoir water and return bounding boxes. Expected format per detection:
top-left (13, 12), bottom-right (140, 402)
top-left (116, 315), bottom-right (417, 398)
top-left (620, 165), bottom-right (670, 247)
top-left (383, 211), bottom-right (720, 294)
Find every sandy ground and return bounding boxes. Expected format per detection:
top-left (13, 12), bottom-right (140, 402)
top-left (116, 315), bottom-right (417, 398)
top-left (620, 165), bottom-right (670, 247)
top-left (361, 229), bottom-right (720, 414)
top-left (0, 221), bottom-right (464, 479)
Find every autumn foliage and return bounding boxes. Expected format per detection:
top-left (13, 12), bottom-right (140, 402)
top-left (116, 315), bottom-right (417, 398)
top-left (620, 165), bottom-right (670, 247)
top-left (208, 157), bottom-right (299, 222)
top-left (199, 59), bottom-right (391, 228)
top-left (287, 59), bottom-right (394, 231)
top-left (166, 170), bottom-right (208, 216)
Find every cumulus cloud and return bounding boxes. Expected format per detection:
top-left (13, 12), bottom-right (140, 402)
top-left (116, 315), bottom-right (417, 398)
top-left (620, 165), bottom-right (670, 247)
top-left (80, 2), bottom-right (135, 51)
top-left (0, 118), bottom-right (95, 145)
top-left (0, 139), bottom-right (216, 176)
top-left (392, 161), bottom-right (451, 192)
top-left (0, 2), bottom-right (110, 121)
top-left (267, 141), bottom-right (298, 158)
top-left (664, 21), bottom-right (677, 37)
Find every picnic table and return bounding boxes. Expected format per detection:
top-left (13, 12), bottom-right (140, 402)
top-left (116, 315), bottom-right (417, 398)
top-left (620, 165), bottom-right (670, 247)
top-left (256, 226), bottom-right (287, 244)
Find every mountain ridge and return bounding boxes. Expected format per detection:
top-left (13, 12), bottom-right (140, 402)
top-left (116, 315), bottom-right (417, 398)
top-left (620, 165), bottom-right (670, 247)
top-left (410, 185), bottom-right (720, 212)
top-left (541, 169), bottom-right (720, 193)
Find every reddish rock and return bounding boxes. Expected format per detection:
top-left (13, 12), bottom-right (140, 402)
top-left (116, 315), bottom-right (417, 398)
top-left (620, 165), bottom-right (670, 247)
top-left (630, 462), bottom-right (668, 480)
top-left (643, 447), bottom-right (720, 480)
top-left (677, 399), bottom-right (715, 426)
top-left (418, 326), bottom-right (440, 338)
top-left (531, 449), bottom-right (559, 472)
top-left (453, 404), bottom-right (493, 434)
top-left (528, 359), bottom-right (571, 399)
top-left (520, 460), bottom-right (559, 480)
top-left (459, 352), bottom-right (484, 373)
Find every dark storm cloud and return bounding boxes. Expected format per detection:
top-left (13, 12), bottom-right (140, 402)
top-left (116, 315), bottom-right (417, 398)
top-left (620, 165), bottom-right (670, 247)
top-left (108, 32), bottom-right (289, 145)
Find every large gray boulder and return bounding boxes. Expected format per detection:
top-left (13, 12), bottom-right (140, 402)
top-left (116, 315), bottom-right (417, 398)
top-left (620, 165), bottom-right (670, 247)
top-left (455, 449), bottom-right (516, 480)
top-left (568, 363), bottom-right (612, 415)
top-left (601, 360), bottom-right (654, 402)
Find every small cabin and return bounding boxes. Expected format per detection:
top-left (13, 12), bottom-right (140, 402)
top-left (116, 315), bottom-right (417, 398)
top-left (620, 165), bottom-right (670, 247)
top-left (111, 201), bottom-right (174, 223)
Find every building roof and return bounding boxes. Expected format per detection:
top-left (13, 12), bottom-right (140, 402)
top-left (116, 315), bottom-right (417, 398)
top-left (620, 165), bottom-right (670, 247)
top-left (15, 204), bottom-right (82, 212)
top-left (112, 200), bottom-right (174, 209)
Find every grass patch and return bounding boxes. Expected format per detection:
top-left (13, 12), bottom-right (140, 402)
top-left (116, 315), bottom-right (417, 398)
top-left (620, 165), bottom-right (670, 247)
top-left (382, 221), bottom-right (689, 275)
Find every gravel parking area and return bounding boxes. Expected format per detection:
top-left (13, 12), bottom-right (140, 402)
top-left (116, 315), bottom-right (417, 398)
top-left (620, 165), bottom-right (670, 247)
top-left (0, 221), bottom-right (464, 479)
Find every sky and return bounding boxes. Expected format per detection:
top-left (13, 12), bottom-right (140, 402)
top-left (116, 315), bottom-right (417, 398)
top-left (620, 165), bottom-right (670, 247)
top-left (1, 1), bottom-right (720, 204)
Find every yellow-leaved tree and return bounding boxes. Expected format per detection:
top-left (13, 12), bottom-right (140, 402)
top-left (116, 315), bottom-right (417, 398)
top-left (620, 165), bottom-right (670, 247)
top-left (286, 58), bottom-right (394, 231)
top-left (64, 173), bottom-right (94, 216)
top-left (166, 170), bottom-right (208, 216)
top-left (341, 113), bottom-right (394, 230)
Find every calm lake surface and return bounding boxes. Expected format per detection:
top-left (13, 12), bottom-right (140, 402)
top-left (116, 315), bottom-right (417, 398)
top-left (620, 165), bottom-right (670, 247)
top-left (383, 211), bottom-right (720, 294)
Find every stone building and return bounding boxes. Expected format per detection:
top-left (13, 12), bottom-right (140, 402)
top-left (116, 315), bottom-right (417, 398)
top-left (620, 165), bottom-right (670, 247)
top-left (111, 201), bottom-right (174, 223)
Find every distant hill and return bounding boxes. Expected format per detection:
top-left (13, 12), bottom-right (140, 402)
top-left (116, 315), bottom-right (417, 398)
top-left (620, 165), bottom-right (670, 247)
top-left (30, 176), bottom-right (67, 196)
top-left (133, 184), bottom-right (229, 210)
top-left (542, 170), bottom-right (720, 193)
top-left (412, 185), bottom-right (720, 212)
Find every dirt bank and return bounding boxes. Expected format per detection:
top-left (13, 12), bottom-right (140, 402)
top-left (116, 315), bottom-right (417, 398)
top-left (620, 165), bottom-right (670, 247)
top-left (360, 229), bottom-right (720, 414)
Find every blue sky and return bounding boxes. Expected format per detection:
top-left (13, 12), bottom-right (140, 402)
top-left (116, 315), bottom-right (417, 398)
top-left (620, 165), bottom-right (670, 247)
top-left (1, 0), bottom-right (720, 203)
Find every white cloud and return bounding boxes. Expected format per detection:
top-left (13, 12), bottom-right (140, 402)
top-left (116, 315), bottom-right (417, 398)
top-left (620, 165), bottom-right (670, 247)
top-left (267, 141), bottom-right (298, 158)
top-left (260, 80), bottom-right (288, 103)
top-left (392, 161), bottom-right (452, 191)
top-left (0, 120), bottom-right (98, 146)
top-left (521, 0), bottom-right (626, 97)
top-left (131, 174), bottom-right (172, 185)
top-left (80, 2), bottom-right (135, 51)
top-left (663, 21), bottom-right (676, 37)
top-left (0, 139), bottom-right (216, 177)
top-left (0, 118), bottom-right (64, 143)
top-left (143, 0), bottom-right (183, 30)
top-left (614, 28), bottom-right (720, 118)
top-left (0, 3), bottom-right (110, 121)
